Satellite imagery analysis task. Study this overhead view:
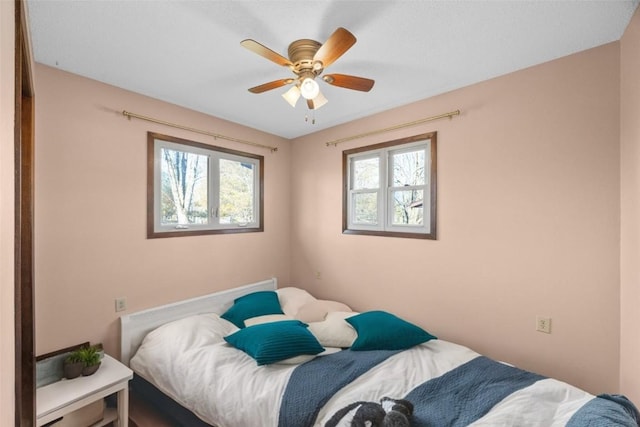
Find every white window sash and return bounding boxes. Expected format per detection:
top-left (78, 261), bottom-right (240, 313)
top-left (347, 140), bottom-right (431, 234)
top-left (153, 139), bottom-right (260, 234)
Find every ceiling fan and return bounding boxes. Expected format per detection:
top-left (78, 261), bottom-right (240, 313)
top-left (241, 27), bottom-right (374, 110)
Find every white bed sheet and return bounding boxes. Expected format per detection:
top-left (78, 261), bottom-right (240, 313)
top-left (130, 313), bottom-right (597, 427)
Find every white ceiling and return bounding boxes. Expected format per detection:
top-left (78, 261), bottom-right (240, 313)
top-left (26, 0), bottom-right (638, 139)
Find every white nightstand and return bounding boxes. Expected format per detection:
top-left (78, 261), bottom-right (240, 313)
top-left (36, 354), bottom-right (133, 427)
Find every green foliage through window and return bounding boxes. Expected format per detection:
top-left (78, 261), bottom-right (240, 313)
top-left (343, 132), bottom-right (437, 239)
top-left (148, 132), bottom-right (263, 238)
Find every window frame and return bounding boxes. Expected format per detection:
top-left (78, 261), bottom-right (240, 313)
top-left (147, 132), bottom-right (264, 238)
top-left (342, 132), bottom-right (437, 240)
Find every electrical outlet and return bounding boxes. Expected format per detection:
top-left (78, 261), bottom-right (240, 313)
top-left (315, 271), bottom-right (322, 280)
top-left (536, 316), bottom-right (552, 334)
top-left (115, 297), bottom-right (127, 312)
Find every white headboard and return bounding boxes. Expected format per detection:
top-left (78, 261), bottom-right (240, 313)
top-left (120, 277), bottom-right (277, 366)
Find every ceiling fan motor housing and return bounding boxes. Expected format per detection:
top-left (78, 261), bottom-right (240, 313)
top-left (288, 39), bottom-right (323, 76)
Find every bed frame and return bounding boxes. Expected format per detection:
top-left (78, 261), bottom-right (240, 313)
top-left (120, 277), bottom-right (277, 366)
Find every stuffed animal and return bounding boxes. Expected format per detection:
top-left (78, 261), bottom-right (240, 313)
top-left (325, 396), bottom-right (414, 427)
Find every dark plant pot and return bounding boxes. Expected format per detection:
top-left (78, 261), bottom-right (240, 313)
top-left (82, 361), bottom-right (101, 376)
top-left (63, 361), bottom-right (84, 379)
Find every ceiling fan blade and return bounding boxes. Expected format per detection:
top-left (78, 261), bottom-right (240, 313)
top-left (313, 27), bottom-right (356, 68)
top-left (323, 74), bottom-right (374, 92)
top-left (241, 39), bottom-right (292, 67)
top-left (248, 78), bottom-right (294, 93)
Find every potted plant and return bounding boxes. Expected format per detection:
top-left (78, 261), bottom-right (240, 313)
top-left (78, 345), bottom-right (102, 376)
top-left (63, 345), bottom-right (102, 379)
top-left (63, 350), bottom-right (84, 379)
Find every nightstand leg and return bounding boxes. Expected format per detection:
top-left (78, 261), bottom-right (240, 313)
top-left (115, 386), bottom-right (129, 427)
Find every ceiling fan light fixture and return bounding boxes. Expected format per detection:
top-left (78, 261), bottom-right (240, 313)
top-left (282, 85), bottom-right (301, 107)
top-left (300, 77), bottom-right (320, 100)
top-left (311, 91), bottom-right (328, 109)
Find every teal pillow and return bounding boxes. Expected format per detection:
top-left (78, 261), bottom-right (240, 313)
top-left (221, 291), bottom-right (284, 328)
top-left (346, 310), bottom-right (437, 351)
top-left (224, 320), bottom-right (325, 365)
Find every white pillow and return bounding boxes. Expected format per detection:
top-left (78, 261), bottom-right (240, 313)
top-left (308, 311), bottom-right (358, 348)
top-left (294, 301), bottom-right (328, 323)
top-left (321, 300), bottom-right (353, 313)
top-left (244, 314), bottom-right (294, 327)
top-left (276, 287), bottom-right (317, 316)
top-left (295, 300), bottom-right (353, 323)
top-left (131, 313), bottom-right (238, 373)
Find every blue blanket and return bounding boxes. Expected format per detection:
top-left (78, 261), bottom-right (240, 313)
top-left (278, 349), bottom-right (401, 427)
top-left (405, 356), bottom-right (545, 426)
top-left (278, 350), bottom-right (640, 427)
top-left (568, 394), bottom-right (640, 426)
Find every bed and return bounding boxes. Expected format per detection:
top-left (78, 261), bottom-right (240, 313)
top-left (120, 278), bottom-right (640, 427)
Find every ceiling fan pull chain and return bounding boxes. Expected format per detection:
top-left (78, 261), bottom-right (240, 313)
top-left (304, 113), bottom-right (316, 125)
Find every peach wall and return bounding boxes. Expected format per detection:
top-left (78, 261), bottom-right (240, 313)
top-left (0, 1), bottom-right (15, 424)
top-left (620, 7), bottom-right (640, 403)
top-left (291, 43), bottom-right (621, 394)
top-left (32, 19), bottom-right (636, 402)
top-left (34, 65), bottom-right (292, 357)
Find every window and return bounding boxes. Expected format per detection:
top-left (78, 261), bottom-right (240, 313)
top-left (148, 132), bottom-right (263, 238)
top-left (343, 132), bottom-right (436, 239)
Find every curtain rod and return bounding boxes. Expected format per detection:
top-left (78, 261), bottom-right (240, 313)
top-left (326, 109), bottom-right (461, 147)
top-left (122, 110), bottom-right (278, 153)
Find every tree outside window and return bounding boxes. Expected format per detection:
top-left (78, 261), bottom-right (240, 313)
top-left (343, 132), bottom-right (436, 239)
top-left (148, 132), bottom-right (263, 238)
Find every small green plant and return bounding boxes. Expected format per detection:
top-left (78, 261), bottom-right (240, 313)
top-left (78, 346), bottom-right (101, 367)
top-left (66, 345), bottom-right (101, 367)
top-left (64, 350), bottom-right (83, 365)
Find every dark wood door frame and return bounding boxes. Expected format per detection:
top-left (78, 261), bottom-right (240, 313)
top-left (15, 0), bottom-right (35, 425)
